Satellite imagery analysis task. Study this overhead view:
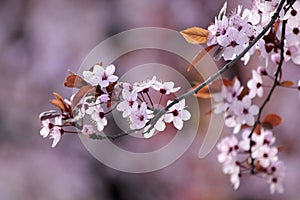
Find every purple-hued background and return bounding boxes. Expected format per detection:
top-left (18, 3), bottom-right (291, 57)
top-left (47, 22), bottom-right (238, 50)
top-left (0, 0), bottom-right (299, 199)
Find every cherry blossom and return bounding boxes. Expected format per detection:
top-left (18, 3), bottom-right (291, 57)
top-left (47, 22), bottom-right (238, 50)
top-left (207, 16), bottom-right (229, 46)
top-left (90, 106), bottom-right (108, 132)
top-left (83, 64), bottom-right (118, 87)
top-left (234, 95), bottom-right (259, 127)
top-left (217, 27), bottom-right (249, 60)
top-left (117, 89), bottom-right (138, 117)
top-left (253, 145), bottom-right (278, 168)
top-left (152, 81), bottom-right (180, 95)
top-left (213, 78), bottom-right (243, 114)
top-left (40, 119), bottom-right (52, 138)
top-left (50, 126), bottom-right (62, 148)
top-left (164, 99), bottom-right (191, 130)
top-left (133, 76), bottom-right (157, 93)
top-left (224, 95), bottom-right (259, 134)
top-left (239, 129), bottom-right (263, 152)
top-left (217, 135), bottom-right (239, 163)
top-left (267, 161), bottom-right (285, 194)
top-left (217, 136), bottom-right (241, 190)
top-left (247, 70), bottom-right (264, 98)
top-left (49, 116), bottom-right (63, 148)
top-left (129, 102), bottom-right (149, 129)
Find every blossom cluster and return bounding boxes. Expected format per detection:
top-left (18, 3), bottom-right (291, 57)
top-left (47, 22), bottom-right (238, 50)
top-left (212, 64), bottom-right (287, 193)
top-left (116, 77), bottom-right (191, 138)
top-left (207, 0), bottom-right (300, 65)
top-left (217, 128), bottom-right (285, 194)
top-left (39, 63), bottom-right (191, 147)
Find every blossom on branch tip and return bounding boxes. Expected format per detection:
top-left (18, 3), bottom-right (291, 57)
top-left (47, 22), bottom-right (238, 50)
top-left (49, 116), bottom-right (63, 148)
top-left (267, 161), bottom-right (285, 194)
top-left (40, 119), bottom-right (52, 138)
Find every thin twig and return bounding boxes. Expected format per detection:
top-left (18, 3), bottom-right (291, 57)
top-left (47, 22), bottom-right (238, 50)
top-left (248, 19), bottom-right (288, 174)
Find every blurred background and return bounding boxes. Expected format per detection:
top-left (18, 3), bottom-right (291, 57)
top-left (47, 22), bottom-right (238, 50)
top-left (0, 0), bottom-right (299, 199)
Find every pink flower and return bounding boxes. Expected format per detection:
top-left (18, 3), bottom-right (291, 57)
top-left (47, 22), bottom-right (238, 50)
top-left (247, 70), bottom-right (264, 98)
top-left (40, 119), bottom-right (52, 138)
top-left (217, 135), bottom-right (239, 163)
top-left (117, 89), bottom-right (138, 118)
top-left (83, 64), bottom-right (118, 87)
top-left (91, 106), bottom-right (108, 132)
top-left (266, 161), bottom-right (285, 194)
top-left (49, 116), bottom-right (63, 148)
top-left (164, 99), bottom-right (191, 130)
top-left (235, 96), bottom-right (259, 126)
top-left (217, 27), bottom-right (249, 60)
top-left (252, 145), bottom-right (278, 168)
top-left (50, 126), bottom-right (62, 148)
top-left (152, 81), bottom-right (180, 95)
top-left (129, 102), bottom-right (148, 129)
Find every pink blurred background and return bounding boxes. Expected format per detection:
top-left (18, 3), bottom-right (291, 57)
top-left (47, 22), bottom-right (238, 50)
top-left (0, 0), bottom-right (299, 199)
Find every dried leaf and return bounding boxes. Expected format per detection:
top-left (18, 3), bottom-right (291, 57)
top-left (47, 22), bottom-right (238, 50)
top-left (254, 124), bottom-right (261, 135)
top-left (277, 146), bottom-right (284, 152)
top-left (194, 85), bottom-right (211, 99)
top-left (237, 87), bottom-right (249, 100)
top-left (50, 92), bottom-right (69, 112)
top-left (71, 85), bottom-right (95, 108)
top-left (64, 71), bottom-right (88, 88)
top-left (262, 113), bottom-right (282, 128)
top-left (180, 27), bottom-right (209, 44)
top-left (280, 80), bottom-right (295, 87)
top-left (193, 80), bottom-right (223, 99)
top-left (187, 45), bottom-right (216, 72)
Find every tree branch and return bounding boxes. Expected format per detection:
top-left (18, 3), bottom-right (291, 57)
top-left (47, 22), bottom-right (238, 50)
top-left (90, 0), bottom-right (289, 140)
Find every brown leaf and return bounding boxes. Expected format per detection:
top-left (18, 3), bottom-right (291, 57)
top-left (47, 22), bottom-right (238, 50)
top-left (237, 87), bottom-right (249, 100)
top-left (262, 113), bottom-right (282, 128)
top-left (180, 27), bottom-right (209, 44)
top-left (187, 45), bottom-right (216, 72)
top-left (71, 85), bottom-right (95, 108)
top-left (280, 80), bottom-right (295, 87)
top-left (64, 71), bottom-right (88, 88)
top-left (277, 146), bottom-right (284, 152)
top-left (194, 85), bottom-right (211, 99)
top-left (254, 124), bottom-right (261, 135)
top-left (193, 80), bottom-right (223, 99)
top-left (50, 92), bottom-right (69, 112)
